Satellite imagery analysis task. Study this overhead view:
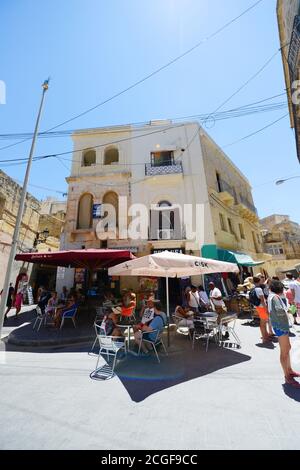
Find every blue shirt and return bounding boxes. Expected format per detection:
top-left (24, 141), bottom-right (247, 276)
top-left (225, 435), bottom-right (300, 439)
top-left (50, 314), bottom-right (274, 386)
top-left (148, 315), bottom-right (164, 342)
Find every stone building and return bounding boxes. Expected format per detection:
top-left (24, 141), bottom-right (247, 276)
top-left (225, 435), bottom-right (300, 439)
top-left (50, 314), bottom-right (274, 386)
top-left (261, 214), bottom-right (300, 277)
top-left (0, 170), bottom-right (40, 288)
top-left (277, 0), bottom-right (300, 162)
top-left (57, 120), bottom-right (270, 295)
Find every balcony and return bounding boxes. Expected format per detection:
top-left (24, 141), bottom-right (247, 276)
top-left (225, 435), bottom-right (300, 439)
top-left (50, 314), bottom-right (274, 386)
top-left (145, 162), bottom-right (183, 177)
top-left (216, 179), bottom-right (236, 205)
top-left (288, 15), bottom-right (300, 79)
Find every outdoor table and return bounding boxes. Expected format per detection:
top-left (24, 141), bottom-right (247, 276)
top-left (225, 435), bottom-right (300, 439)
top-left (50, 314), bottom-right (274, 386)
top-left (116, 320), bottom-right (136, 352)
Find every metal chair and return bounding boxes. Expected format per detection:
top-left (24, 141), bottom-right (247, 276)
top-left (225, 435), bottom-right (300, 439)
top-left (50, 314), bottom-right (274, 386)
top-left (192, 316), bottom-right (219, 352)
top-left (173, 313), bottom-right (193, 340)
top-left (32, 306), bottom-right (45, 332)
top-left (91, 323), bottom-right (126, 379)
top-left (218, 313), bottom-right (241, 348)
top-left (60, 306), bottom-right (78, 329)
top-left (138, 329), bottom-right (168, 363)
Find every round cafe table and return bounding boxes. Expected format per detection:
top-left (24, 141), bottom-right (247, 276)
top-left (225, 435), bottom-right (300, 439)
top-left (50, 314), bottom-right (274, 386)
top-left (116, 319), bottom-right (136, 352)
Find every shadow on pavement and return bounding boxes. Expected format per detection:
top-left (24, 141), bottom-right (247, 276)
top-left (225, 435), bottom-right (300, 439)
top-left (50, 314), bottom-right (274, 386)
top-left (282, 383), bottom-right (300, 402)
top-left (113, 336), bottom-right (251, 403)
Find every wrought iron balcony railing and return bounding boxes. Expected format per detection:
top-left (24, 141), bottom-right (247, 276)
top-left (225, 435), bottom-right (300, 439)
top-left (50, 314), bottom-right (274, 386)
top-left (145, 162), bottom-right (183, 176)
top-left (288, 15), bottom-right (300, 79)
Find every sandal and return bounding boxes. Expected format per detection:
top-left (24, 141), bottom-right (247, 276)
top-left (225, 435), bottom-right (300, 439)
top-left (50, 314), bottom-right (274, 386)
top-left (289, 371), bottom-right (300, 378)
top-left (285, 376), bottom-right (300, 388)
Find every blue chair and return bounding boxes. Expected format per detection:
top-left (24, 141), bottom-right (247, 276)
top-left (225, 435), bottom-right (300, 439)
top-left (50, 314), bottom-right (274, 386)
top-left (60, 304), bottom-right (78, 329)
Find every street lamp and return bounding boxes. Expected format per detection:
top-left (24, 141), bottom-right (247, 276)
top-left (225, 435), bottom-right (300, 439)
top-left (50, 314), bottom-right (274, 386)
top-left (276, 176), bottom-right (300, 185)
top-left (33, 228), bottom-right (50, 248)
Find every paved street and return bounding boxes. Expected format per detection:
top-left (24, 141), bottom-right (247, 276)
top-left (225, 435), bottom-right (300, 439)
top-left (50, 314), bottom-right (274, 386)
top-left (1, 312), bottom-right (300, 450)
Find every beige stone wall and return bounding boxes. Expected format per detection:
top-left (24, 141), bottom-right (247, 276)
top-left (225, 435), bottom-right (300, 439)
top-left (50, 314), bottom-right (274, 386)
top-left (0, 170), bottom-right (41, 286)
top-left (200, 132), bottom-right (265, 260)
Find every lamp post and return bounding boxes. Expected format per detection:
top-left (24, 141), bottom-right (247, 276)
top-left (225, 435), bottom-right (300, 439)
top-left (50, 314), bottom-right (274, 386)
top-left (276, 176), bottom-right (300, 185)
top-left (33, 228), bottom-right (50, 249)
top-left (0, 80), bottom-right (49, 339)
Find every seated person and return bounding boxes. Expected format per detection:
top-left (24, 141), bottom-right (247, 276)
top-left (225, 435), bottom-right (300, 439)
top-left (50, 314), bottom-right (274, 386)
top-left (134, 309), bottom-right (165, 354)
top-left (153, 302), bottom-right (168, 326)
top-left (112, 292), bottom-right (136, 318)
top-left (134, 299), bottom-right (155, 332)
top-left (54, 294), bottom-right (78, 328)
top-left (45, 291), bottom-right (58, 318)
top-left (140, 291), bottom-right (155, 315)
top-left (174, 305), bottom-right (194, 330)
top-left (37, 288), bottom-right (51, 314)
top-left (100, 314), bottom-right (124, 341)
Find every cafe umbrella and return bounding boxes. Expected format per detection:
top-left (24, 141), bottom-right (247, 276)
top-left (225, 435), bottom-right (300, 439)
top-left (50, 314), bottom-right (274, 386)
top-left (108, 250), bottom-right (239, 345)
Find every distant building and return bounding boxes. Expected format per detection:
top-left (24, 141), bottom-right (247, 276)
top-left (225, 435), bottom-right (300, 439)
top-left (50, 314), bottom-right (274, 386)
top-left (277, 0), bottom-right (300, 162)
top-left (261, 214), bottom-right (300, 277)
top-left (30, 198), bottom-right (66, 292)
top-left (58, 121), bottom-right (270, 296)
top-left (0, 170), bottom-right (40, 288)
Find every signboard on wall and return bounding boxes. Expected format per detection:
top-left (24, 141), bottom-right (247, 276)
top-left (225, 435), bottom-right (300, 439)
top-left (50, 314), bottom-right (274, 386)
top-left (57, 266), bottom-right (66, 280)
top-left (92, 204), bottom-right (102, 218)
top-left (152, 248), bottom-right (185, 254)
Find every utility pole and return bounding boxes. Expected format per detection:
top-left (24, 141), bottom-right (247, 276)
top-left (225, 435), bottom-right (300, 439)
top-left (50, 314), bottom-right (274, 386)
top-left (0, 80), bottom-right (49, 339)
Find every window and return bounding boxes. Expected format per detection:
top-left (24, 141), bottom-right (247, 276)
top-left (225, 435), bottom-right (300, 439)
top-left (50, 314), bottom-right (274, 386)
top-left (216, 172), bottom-right (222, 192)
top-left (104, 147), bottom-right (119, 165)
top-left (219, 213), bottom-right (226, 231)
top-left (150, 151), bottom-right (174, 167)
top-left (150, 201), bottom-right (182, 240)
top-left (228, 218), bottom-right (234, 235)
top-left (103, 191), bottom-right (119, 228)
top-left (239, 223), bottom-right (245, 240)
top-left (77, 194), bottom-right (93, 229)
top-left (82, 149), bottom-right (96, 167)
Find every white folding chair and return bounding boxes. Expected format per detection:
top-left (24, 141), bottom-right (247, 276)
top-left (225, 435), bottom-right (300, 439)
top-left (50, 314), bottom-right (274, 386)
top-left (91, 324), bottom-right (126, 379)
top-left (218, 313), bottom-right (241, 348)
top-left (192, 317), bottom-right (219, 352)
top-left (32, 306), bottom-right (45, 332)
top-left (138, 329), bottom-right (168, 363)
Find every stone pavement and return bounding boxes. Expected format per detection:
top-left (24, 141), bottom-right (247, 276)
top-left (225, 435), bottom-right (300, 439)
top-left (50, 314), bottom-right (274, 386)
top-left (1, 313), bottom-right (300, 450)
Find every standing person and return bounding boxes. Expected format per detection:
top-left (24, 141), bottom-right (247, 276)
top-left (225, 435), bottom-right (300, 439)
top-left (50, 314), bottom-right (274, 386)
top-left (1, 283), bottom-right (15, 320)
top-left (14, 273), bottom-right (28, 319)
top-left (268, 281), bottom-right (300, 388)
top-left (60, 286), bottom-right (68, 304)
top-left (282, 272), bottom-right (294, 290)
top-left (198, 285), bottom-right (210, 311)
top-left (188, 286), bottom-right (200, 313)
top-left (289, 272), bottom-right (300, 324)
top-left (249, 276), bottom-right (273, 344)
top-left (208, 282), bottom-right (229, 339)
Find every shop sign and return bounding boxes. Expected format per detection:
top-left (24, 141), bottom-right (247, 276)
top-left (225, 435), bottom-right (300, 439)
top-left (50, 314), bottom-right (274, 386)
top-left (152, 248), bottom-right (185, 254)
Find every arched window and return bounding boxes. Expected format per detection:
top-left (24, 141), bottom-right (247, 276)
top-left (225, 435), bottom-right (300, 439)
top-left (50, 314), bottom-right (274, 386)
top-left (158, 201), bottom-right (174, 232)
top-left (104, 147), bottom-right (119, 165)
top-left (77, 193), bottom-right (93, 229)
top-left (82, 149), bottom-right (96, 167)
top-left (102, 191), bottom-right (119, 228)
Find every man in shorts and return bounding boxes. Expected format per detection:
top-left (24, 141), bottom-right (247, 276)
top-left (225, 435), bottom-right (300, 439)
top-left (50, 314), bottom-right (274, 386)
top-left (253, 276), bottom-right (273, 343)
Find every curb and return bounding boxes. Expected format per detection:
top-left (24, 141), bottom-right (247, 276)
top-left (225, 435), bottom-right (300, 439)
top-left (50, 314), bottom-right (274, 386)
top-left (7, 332), bottom-right (95, 348)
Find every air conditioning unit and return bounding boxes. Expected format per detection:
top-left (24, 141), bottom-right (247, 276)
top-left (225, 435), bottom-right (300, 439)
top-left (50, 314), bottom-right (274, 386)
top-left (158, 229), bottom-right (173, 240)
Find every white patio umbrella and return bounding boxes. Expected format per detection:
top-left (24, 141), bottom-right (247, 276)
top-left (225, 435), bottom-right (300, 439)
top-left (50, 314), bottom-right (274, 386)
top-left (108, 251), bottom-right (239, 345)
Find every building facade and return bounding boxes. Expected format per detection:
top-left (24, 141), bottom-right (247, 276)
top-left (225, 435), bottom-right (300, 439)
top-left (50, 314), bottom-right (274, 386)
top-left (29, 198), bottom-right (66, 293)
top-left (261, 214), bottom-right (300, 277)
top-left (277, 0), bottom-right (300, 162)
top-left (0, 170), bottom-right (41, 288)
top-left (58, 121), bottom-right (269, 294)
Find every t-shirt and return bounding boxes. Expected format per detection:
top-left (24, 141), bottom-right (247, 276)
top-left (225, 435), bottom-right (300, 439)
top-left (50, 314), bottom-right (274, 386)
top-left (290, 280), bottom-right (300, 303)
top-left (210, 288), bottom-right (225, 308)
top-left (254, 287), bottom-right (265, 307)
top-left (148, 315), bottom-right (164, 341)
top-left (141, 307), bottom-right (155, 324)
top-left (189, 291), bottom-right (200, 308)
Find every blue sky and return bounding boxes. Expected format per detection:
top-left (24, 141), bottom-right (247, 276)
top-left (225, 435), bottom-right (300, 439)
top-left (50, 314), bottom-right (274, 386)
top-left (0, 0), bottom-right (299, 222)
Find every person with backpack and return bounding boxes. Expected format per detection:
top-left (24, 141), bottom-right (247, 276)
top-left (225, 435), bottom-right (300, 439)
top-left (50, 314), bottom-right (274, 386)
top-left (249, 276), bottom-right (273, 344)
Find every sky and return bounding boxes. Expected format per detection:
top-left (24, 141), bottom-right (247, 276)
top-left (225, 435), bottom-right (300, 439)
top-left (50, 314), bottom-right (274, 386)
top-left (0, 0), bottom-right (299, 223)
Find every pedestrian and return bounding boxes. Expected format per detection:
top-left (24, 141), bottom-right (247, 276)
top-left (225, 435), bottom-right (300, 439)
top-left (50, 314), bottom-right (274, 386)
top-left (249, 276), bottom-right (273, 344)
top-left (289, 271), bottom-right (300, 324)
top-left (1, 283), bottom-right (15, 320)
top-left (188, 285), bottom-right (200, 313)
top-left (268, 280), bottom-right (300, 388)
